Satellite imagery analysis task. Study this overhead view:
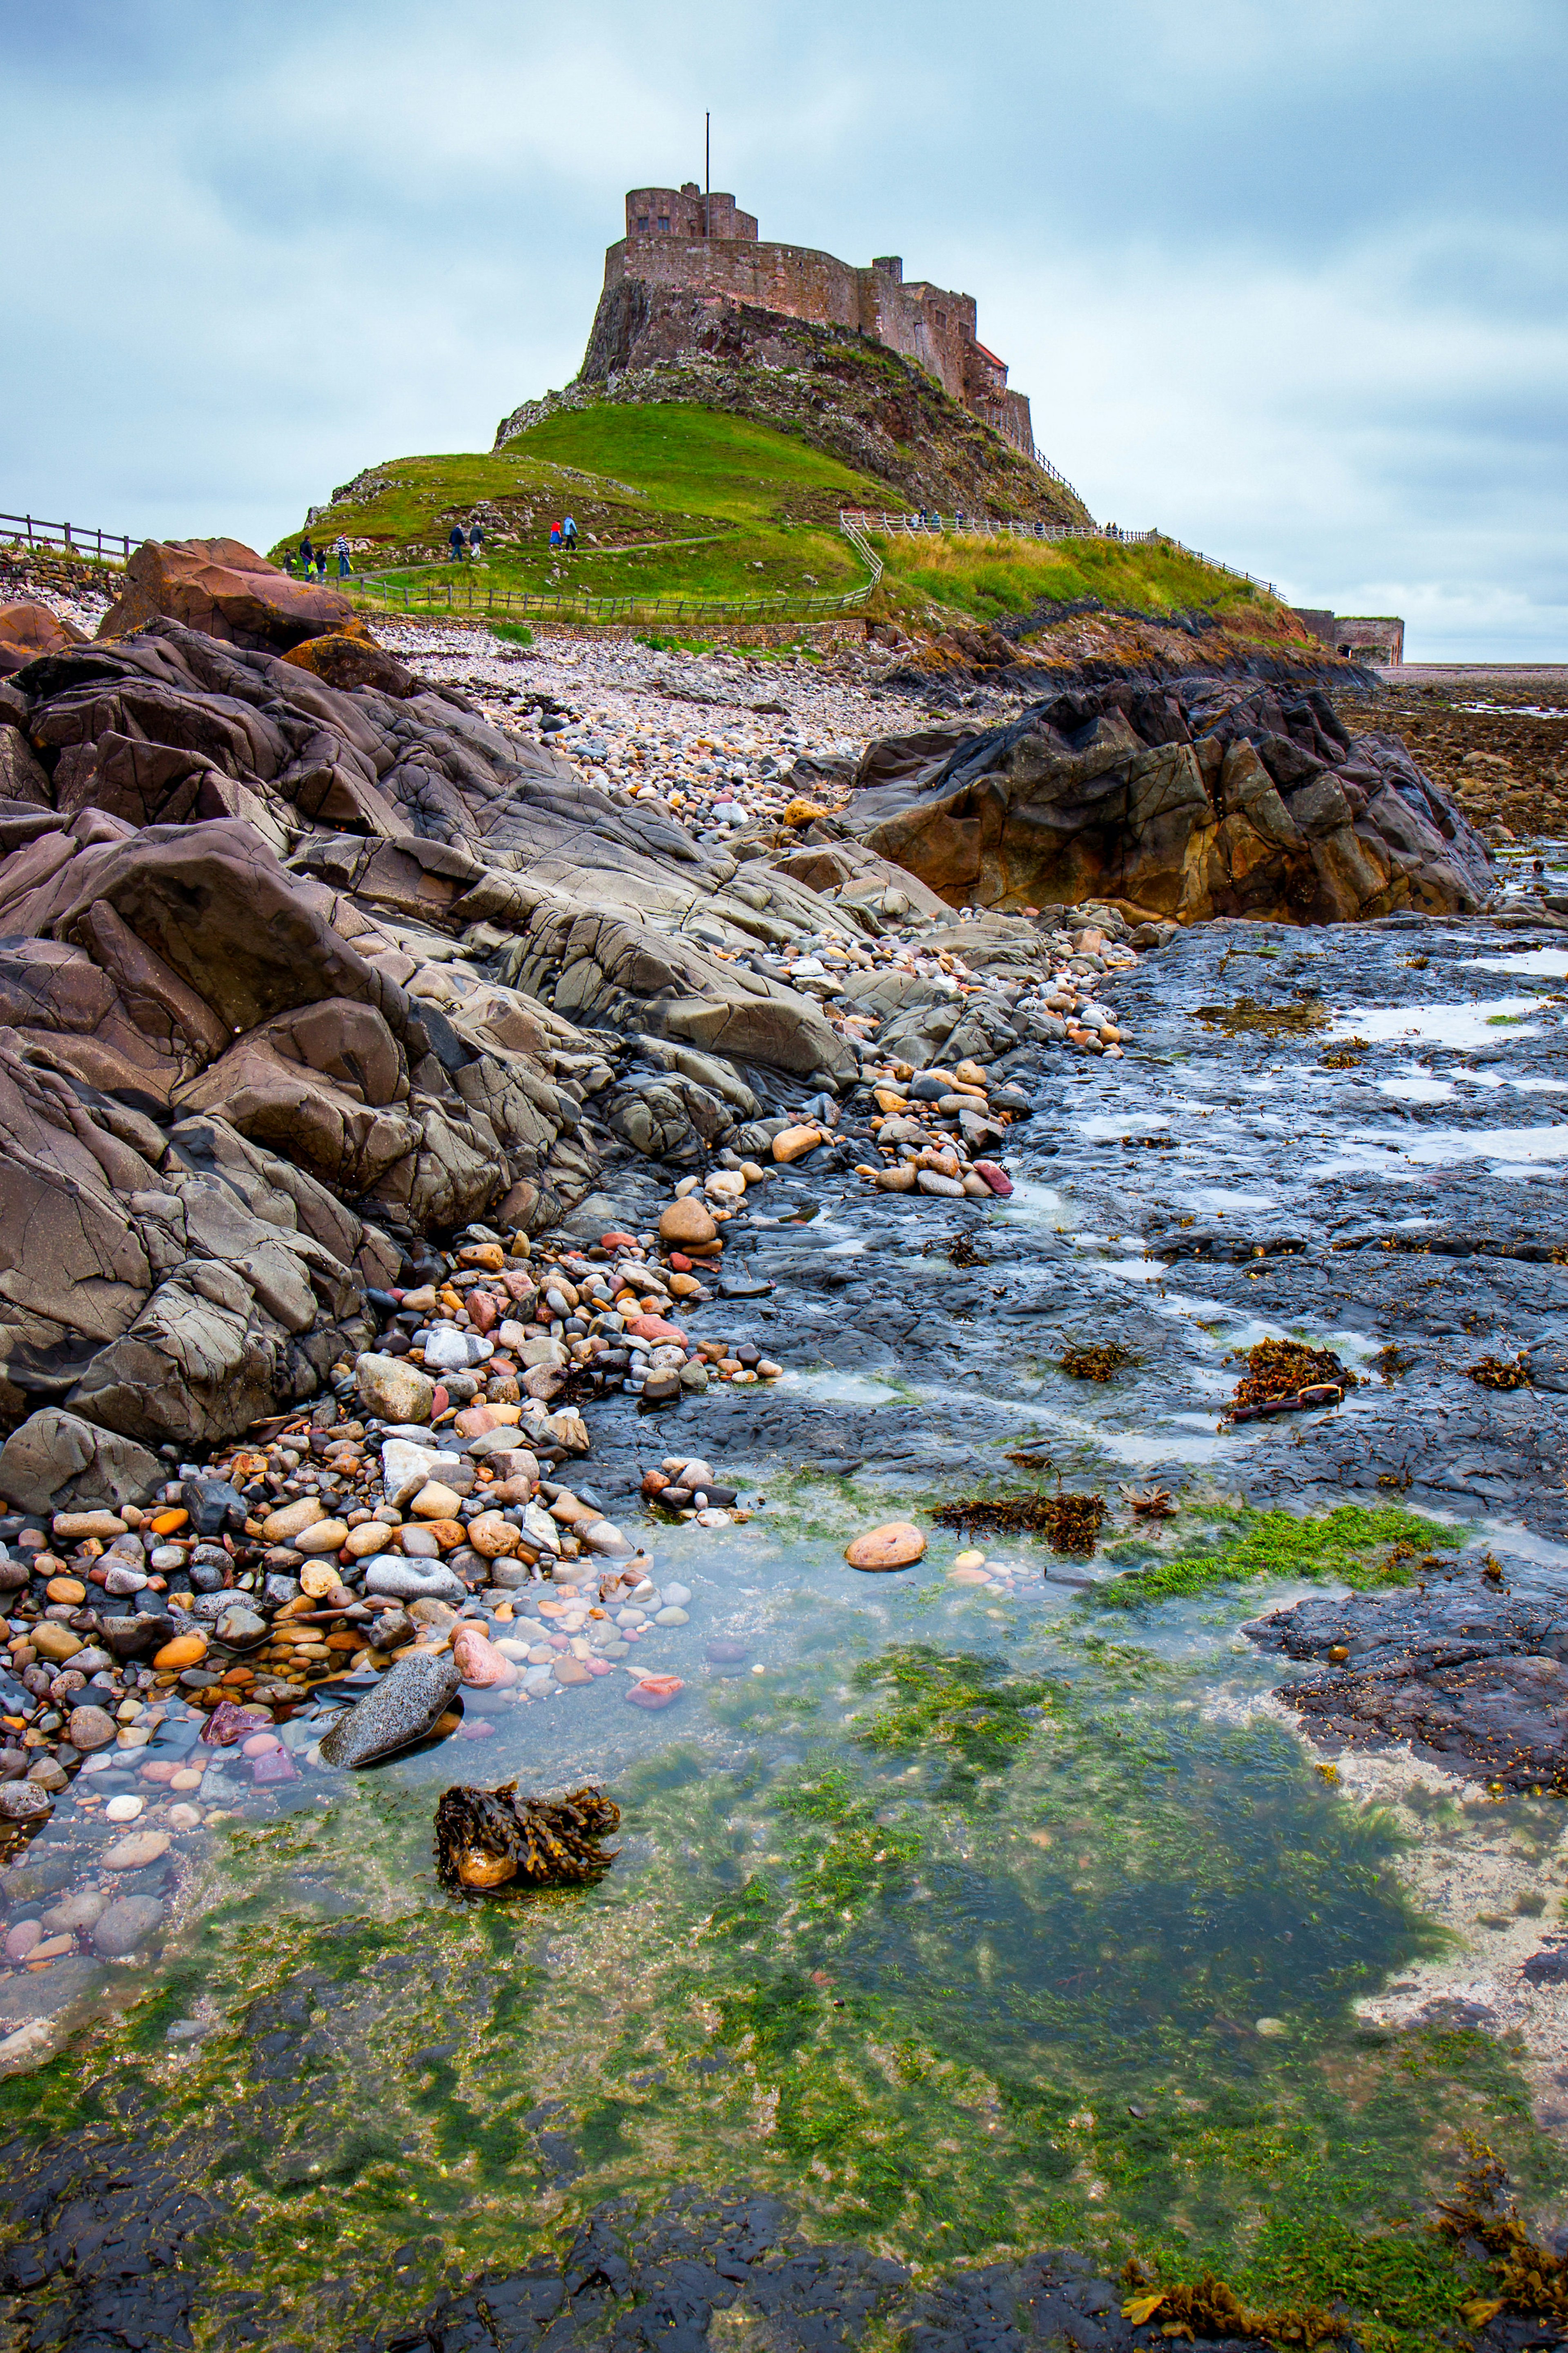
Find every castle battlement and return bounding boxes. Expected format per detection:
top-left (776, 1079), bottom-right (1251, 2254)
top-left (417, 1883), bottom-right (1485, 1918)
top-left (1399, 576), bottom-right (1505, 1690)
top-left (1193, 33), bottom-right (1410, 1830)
top-left (594, 186), bottom-right (1033, 453)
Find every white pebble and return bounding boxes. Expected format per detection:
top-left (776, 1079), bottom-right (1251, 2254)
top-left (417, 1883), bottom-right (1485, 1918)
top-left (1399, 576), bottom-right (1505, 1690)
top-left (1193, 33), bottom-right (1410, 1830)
top-left (104, 1794), bottom-right (144, 1822)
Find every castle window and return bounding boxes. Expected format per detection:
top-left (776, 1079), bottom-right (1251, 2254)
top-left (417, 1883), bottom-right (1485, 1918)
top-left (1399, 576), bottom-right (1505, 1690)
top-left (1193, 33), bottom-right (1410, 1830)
top-left (637, 215), bottom-right (648, 232)
top-left (658, 216), bottom-right (670, 232)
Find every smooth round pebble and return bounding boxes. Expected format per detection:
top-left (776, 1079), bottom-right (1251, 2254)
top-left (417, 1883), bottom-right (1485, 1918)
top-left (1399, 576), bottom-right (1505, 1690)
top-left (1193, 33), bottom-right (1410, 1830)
top-left (93, 1895), bottom-right (165, 1957)
top-left (662, 1582), bottom-right (691, 1607)
top-left (948, 1567), bottom-right (993, 1586)
top-left (102, 1831), bottom-right (171, 1870)
top-left (845, 1521), bottom-right (926, 1572)
top-left (167, 1804), bottom-right (202, 1829)
top-left (953, 1549), bottom-right (987, 1570)
top-left (104, 1794), bottom-right (145, 1822)
top-left (654, 1606), bottom-right (689, 1626)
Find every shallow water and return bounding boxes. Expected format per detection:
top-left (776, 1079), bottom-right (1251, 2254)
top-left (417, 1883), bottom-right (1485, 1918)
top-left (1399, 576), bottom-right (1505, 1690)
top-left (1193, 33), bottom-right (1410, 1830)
top-left (4, 908), bottom-right (1568, 2347)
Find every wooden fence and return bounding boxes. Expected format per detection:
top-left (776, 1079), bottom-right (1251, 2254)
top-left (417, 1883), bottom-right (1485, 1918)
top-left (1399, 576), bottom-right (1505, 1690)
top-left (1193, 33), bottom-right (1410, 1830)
top-left (347, 521), bottom-right (886, 628)
top-left (0, 512), bottom-right (138, 564)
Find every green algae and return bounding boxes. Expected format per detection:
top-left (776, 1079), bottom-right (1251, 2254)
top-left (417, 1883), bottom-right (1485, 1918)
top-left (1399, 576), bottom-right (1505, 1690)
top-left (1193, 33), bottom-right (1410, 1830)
top-left (0, 1572), bottom-right (1557, 2353)
top-left (1088, 1505), bottom-right (1464, 1609)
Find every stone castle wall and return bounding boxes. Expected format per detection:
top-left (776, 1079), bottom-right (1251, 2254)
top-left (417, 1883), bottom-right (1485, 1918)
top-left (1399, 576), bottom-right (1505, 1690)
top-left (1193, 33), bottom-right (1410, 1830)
top-left (593, 191), bottom-right (1033, 453)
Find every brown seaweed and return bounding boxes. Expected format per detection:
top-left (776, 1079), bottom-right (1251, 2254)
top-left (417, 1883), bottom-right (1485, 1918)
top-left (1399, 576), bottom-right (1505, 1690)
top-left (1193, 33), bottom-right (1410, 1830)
top-left (1228, 1337), bottom-right (1353, 1416)
top-left (434, 1781), bottom-right (620, 1896)
top-left (1060, 1342), bottom-right (1134, 1381)
top-left (933, 1482), bottom-right (1107, 1555)
top-left (1119, 2260), bottom-right (1345, 2344)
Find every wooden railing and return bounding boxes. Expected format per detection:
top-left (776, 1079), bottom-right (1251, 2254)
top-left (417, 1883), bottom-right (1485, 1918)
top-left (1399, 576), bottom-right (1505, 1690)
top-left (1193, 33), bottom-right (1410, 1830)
top-left (0, 512), bottom-right (139, 564)
top-left (1029, 447), bottom-right (1090, 508)
top-left (842, 508), bottom-right (1157, 547)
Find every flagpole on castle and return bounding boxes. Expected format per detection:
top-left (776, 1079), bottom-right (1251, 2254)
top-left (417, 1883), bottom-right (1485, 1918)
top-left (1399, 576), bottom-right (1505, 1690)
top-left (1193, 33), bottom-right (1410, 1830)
top-left (705, 111), bottom-right (710, 236)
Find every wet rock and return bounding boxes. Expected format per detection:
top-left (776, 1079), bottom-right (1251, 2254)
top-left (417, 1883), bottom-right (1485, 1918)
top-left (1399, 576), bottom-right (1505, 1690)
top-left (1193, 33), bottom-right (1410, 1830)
top-left (1247, 1575), bottom-right (1568, 1791)
top-left (0, 1781), bottom-right (52, 1823)
top-left (100, 1830), bottom-right (171, 1869)
top-left (66, 1704), bottom-right (116, 1752)
top-left (92, 1895), bottom-right (165, 1956)
top-left (180, 1474), bottom-right (248, 1535)
top-left (319, 1648), bottom-right (464, 1767)
top-left (40, 1887), bottom-right (108, 1932)
top-left (452, 1625), bottom-right (516, 1687)
top-left (625, 1674), bottom-right (684, 1709)
top-left (29, 1624), bottom-right (82, 1664)
top-left (845, 1521), bottom-right (927, 1570)
top-left (0, 1954), bottom-right (100, 2024)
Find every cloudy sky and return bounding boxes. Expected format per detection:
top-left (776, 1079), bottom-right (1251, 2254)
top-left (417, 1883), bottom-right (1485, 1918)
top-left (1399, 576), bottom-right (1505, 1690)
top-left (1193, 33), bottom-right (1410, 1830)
top-left (8, 0), bottom-right (1565, 657)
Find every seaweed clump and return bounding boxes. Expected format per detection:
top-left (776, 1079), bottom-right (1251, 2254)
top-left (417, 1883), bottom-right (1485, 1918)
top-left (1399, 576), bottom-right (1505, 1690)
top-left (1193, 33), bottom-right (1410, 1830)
top-left (933, 1483), bottom-right (1106, 1554)
top-left (1195, 994), bottom-right (1330, 1037)
top-left (434, 1781), bottom-right (620, 1896)
top-left (1060, 1341), bottom-right (1135, 1381)
top-left (1120, 2262), bottom-right (1345, 2345)
top-left (1467, 1352), bottom-right (1532, 1390)
top-left (1229, 1338), bottom-right (1354, 1415)
top-left (1434, 2144), bottom-right (1568, 2328)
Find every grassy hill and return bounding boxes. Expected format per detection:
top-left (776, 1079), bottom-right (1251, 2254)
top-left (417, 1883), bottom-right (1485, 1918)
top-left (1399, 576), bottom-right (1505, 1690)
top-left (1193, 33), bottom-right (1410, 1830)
top-left (277, 400), bottom-right (1310, 651)
top-left (271, 407), bottom-right (881, 606)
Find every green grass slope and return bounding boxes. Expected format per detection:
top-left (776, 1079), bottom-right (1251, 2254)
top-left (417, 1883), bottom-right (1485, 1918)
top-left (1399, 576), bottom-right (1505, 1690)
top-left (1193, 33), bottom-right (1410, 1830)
top-left (276, 400), bottom-right (1303, 642)
top-left (272, 407), bottom-right (883, 606)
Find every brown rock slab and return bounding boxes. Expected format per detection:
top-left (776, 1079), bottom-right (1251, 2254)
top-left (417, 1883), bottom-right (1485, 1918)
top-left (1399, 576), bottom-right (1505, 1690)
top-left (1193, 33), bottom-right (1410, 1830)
top-left (0, 602), bottom-right (87, 677)
top-left (99, 538), bottom-right (362, 653)
top-left (281, 633), bottom-right (415, 695)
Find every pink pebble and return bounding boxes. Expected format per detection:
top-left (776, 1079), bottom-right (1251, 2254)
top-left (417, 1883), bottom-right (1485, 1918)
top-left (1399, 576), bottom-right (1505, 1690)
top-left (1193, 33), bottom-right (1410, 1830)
top-left (241, 1733), bottom-right (281, 1758)
top-left (4, 1920), bottom-right (42, 1963)
top-left (973, 1160), bottom-right (1013, 1198)
top-left (585, 1657), bottom-right (612, 1675)
top-left (457, 1717), bottom-right (496, 1738)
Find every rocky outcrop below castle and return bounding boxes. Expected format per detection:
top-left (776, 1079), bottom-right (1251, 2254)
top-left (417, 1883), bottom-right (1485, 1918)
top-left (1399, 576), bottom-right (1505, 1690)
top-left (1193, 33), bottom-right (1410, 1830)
top-left (842, 677), bottom-right (1493, 922)
top-left (494, 295), bottom-right (1089, 528)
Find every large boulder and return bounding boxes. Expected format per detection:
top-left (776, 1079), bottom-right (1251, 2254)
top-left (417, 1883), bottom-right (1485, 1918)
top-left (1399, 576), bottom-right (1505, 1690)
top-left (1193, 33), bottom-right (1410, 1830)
top-left (843, 679), bottom-right (1493, 923)
top-left (0, 604), bottom-right (86, 679)
top-left (99, 539), bottom-right (362, 653)
top-left (0, 1407), bottom-right (161, 1514)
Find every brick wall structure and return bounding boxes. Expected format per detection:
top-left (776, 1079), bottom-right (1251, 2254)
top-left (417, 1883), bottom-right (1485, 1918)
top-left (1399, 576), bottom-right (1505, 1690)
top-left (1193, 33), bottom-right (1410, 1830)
top-left (594, 186), bottom-right (1035, 452)
top-left (1291, 609), bottom-right (1405, 665)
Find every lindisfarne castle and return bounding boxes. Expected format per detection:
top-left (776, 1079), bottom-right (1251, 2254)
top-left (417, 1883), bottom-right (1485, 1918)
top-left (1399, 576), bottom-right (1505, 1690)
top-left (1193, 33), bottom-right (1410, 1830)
top-left (590, 182), bottom-right (1034, 453)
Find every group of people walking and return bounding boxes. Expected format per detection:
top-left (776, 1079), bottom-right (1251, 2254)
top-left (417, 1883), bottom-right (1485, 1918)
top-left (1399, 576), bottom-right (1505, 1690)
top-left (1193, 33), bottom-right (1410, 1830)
top-left (442, 515), bottom-right (578, 562)
top-left (289, 511), bottom-right (586, 588)
top-left (291, 533), bottom-right (352, 580)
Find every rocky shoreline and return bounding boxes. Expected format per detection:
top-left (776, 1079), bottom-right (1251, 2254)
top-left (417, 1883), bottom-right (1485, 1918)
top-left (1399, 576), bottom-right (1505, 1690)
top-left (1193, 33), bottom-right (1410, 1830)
top-left (0, 539), bottom-right (1566, 2350)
